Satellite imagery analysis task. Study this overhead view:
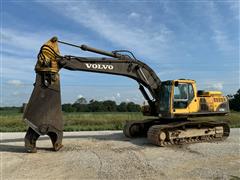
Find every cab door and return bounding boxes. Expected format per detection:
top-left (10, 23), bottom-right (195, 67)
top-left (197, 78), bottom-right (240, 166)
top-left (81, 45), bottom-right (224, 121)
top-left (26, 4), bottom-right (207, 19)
top-left (173, 82), bottom-right (199, 114)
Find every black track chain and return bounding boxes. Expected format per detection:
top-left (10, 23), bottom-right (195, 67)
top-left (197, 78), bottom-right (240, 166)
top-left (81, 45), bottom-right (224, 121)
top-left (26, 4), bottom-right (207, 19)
top-left (147, 120), bottom-right (230, 147)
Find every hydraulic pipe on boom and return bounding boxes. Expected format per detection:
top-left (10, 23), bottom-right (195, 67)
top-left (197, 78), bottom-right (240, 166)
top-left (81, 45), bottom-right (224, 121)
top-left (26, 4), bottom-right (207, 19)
top-left (58, 40), bottom-right (124, 59)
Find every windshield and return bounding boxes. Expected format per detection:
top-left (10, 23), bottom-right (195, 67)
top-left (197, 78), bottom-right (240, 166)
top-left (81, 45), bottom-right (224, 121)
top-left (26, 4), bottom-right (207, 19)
top-left (174, 83), bottom-right (194, 109)
top-left (159, 82), bottom-right (171, 112)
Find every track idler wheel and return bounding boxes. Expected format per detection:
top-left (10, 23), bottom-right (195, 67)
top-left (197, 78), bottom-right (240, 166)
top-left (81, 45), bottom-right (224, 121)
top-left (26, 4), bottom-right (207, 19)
top-left (123, 122), bottom-right (143, 138)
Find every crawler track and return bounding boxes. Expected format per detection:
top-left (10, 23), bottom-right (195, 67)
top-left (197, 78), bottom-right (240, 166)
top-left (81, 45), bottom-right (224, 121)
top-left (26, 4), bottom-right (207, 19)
top-left (123, 119), bottom-right (230, 146)
top-left (123, 119), bottom-right (156, 138)
top-left (147, 121), bottom-right (230, 146)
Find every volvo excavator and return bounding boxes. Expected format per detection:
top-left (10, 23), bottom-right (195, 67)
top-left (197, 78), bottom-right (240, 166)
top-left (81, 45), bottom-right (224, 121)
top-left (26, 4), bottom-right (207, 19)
top-left (23, 37), bottom-right (230, 152)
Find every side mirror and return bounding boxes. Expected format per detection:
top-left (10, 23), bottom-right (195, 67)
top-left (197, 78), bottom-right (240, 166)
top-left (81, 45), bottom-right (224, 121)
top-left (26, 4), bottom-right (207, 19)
top-left (174, 81), bottom-right (179, 87)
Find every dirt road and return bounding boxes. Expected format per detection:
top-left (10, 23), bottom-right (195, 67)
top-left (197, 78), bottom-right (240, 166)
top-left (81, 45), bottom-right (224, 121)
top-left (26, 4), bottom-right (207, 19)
top-left (1, 129), bottom-right (239, 180)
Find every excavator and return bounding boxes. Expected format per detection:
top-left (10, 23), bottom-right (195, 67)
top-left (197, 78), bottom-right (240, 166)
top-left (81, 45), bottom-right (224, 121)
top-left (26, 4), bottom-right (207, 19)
top-left (23, 37), bottom-right (230, 152)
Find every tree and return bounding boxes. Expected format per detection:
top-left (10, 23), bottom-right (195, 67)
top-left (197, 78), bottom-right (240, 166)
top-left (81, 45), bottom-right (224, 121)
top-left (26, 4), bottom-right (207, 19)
top-left (126, 102), bottom-right (141, 112)
top-left (62, 98), bottom-right (141, 112)
top-left (229, 89), bottom-right (240, 111)
top-left (74, 97), bottom-right (87, 104)
top-left (72, 103), bottom-right (89, 112)
top-left (117, 102), bottom-right (127, 112)
top-left (73, 97), bottom-right (89, 112)
top-left (103, 100), bottom-right (117, 111)
top-left (88, 100), bottom-right (104, 112)
top-left (62, 104), bottom-right (77, 112)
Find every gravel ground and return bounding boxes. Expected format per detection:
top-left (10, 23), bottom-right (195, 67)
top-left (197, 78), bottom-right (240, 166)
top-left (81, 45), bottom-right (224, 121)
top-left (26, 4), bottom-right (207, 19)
top-left (0, 129), bottom-right (240, 180)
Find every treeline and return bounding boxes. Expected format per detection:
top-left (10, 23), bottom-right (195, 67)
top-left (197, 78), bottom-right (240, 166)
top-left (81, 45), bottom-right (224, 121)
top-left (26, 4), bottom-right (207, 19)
top-left (0, 99), bottom-right (141, 113)
top-left (62, 98), bottom-right (141, 112)
top-left (228, 89), bottom-right (240, 111)
top-left (1, 89), bottom-right (239, 112)
top-left (0, 106), bottom-right (21, 111)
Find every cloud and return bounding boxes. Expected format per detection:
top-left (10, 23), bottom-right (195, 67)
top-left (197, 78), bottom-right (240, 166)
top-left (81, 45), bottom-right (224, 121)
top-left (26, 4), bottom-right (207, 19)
top-left (103, 96), bottom-right (116, 101)
top-left (157, 69), bottom-right (181, 77)
top-left (12, 91), bottom-right (20, 96)
top-left (128, 12), bottom-right (152, 23)
top-left (206, 2), bottom-right (236, 54)
top-left (1, 28), bottom-right (55, 57)
top-left (7, 80), bottom-right (24, 87)
top-left (116, 92), bottom-right (121, 98)
top-left (129, 12), bottom-right (140, 19)
top-left (2, 1), bottom-right (238, 106)
top-left (1, 54), bottom-right (36, 82)
top-left (206, 82), bottom-right (223, 90)
top-left (228, 1), bottom-right (239, 20)
top-left (77, 94), bottom-right (83, 99)
top-left (145, 15), bottom-right (153, 22)
top-left (1, 27), bottom-right (89, 58)
top-left (1, 27), bottom-right (91, 82)
top-left (211, 30), bottom-right (233, 53)
top-left (38, 1), bottom-right (173, 60)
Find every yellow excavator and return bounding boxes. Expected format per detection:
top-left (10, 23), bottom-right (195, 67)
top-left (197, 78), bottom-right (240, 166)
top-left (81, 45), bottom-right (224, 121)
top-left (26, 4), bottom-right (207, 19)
top-left (23, 37), bottom-right (230, 152)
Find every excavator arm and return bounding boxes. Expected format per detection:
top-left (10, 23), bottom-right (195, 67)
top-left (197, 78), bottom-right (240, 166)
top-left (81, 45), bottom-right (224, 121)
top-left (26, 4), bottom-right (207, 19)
top-left (58, 55), bottom-right (161, 114)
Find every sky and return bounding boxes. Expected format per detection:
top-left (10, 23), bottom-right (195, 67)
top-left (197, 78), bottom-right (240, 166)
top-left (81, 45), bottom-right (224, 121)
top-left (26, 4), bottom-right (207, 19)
top-left (0, 0), bottom-right (239, 106)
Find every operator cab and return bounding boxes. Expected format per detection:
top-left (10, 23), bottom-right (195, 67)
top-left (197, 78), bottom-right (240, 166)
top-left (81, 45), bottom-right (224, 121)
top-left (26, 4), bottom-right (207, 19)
top-left (159, 79), bottom-right (198, 118)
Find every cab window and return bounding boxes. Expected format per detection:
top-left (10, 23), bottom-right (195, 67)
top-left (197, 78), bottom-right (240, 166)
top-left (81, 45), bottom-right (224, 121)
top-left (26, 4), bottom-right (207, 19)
top-left (159, 83), bottom-right (171, 112)
top-left (174, 83), bottom-right (194, 108)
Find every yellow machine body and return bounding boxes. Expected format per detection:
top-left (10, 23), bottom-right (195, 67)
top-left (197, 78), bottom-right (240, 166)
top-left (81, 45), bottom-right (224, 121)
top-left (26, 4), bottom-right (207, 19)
top-left (155, 79), bottom-right (229, 119)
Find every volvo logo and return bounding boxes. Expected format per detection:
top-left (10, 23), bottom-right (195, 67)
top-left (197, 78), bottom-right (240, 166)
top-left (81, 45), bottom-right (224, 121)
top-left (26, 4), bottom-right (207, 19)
top-left (85, 63), bottom-right (114, 70)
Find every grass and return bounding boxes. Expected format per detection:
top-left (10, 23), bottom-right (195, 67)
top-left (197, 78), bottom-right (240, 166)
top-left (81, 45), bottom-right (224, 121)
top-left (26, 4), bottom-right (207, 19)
top-left (0, 109), bottom-right (239, 132)
top-left (63, 112), bottom-right (145, 131)
top-left (190, 112), bottom-right (240, 128)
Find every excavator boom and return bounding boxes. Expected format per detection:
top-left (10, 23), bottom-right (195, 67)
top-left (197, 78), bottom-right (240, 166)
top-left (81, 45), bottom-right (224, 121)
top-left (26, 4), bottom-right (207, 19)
top-left (58, 56), bottom-right (160, 110)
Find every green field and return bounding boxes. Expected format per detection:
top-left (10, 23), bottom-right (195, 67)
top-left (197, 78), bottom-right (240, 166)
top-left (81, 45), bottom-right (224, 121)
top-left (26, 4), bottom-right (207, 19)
top-left (0, 109), bottom-right (239, 132)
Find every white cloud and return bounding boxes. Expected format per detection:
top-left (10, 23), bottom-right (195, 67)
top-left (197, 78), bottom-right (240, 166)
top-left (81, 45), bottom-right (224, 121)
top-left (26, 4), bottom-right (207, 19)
top-left (206, 2), bottom-right (236, 54)
top-left (1, 55), bottom-right (36, 81)
top-left (228, 1), bottom-right (239, 20)
top-left (102, 96), bottom-right (116, 101)
top-left (12, 91), bottom-right (20, 96)
top-left (129, 12), bottom-right (140, 19)
top-left (39, 1), bottom-right (172, 60)
top-left (1, 27), bottom-right (88, 56)
top-left (206, 82), bottom-right (223, 90)
top-left (7, 80), bottom-right (23, 87)
top-left (212, 82), bottom-right (223, 90)
top-left (116, 92), bottom-right (121, 98)
top-left (2, 1), bottom-right (237, 106)
top-left (77, 94), bottom-right (83, 99)
top-left (211, 30), bottom-right (233, 53)
top-left (128, 12), bottom-right (152, 23)
top-left (2, 28), bottom-right (46, 52)
top-left (1, 27), bottom-right (90, 82)
top-left (145, 15), bottom-right (153, 22)
top-left (157, 69), bottom-right (181, 77)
